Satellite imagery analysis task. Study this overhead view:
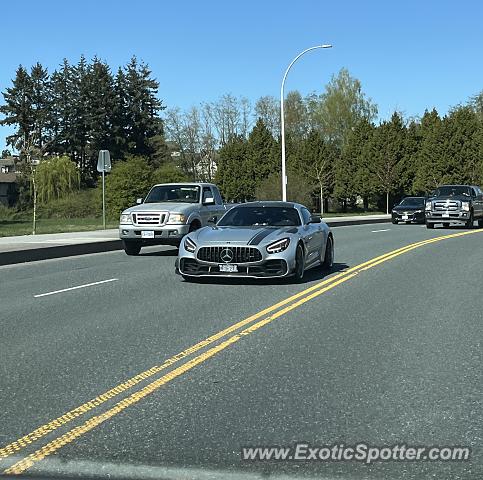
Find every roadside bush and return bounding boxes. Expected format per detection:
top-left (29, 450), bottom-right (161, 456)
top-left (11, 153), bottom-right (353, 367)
top-left (0, 203), bottom-right (19, 221)
top-left (37, 188), bottom-right (101, 219)
top-left (152, 163), bottom-right (188, 184)
top-left (103, 156), bottom-right (154, 217)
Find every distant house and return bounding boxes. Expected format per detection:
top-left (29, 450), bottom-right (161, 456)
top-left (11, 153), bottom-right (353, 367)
top-left (0, 157), bottom-right (18, 206)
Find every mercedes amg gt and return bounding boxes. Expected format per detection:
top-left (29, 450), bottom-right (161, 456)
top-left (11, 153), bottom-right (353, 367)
top-left (175, 201), bottom-right (334, 281)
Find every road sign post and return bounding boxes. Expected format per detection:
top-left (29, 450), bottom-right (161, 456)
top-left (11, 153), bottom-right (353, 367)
top-left (97, 150), bottom-right (111, 230)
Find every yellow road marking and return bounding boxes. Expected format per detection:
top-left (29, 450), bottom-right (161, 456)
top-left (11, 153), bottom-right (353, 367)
top-left (2, 228), bottom-right (482, 473)
top-left (0, 238), bottom-right (420, 460)
top-left (4, 273), bottom-right (357, 475)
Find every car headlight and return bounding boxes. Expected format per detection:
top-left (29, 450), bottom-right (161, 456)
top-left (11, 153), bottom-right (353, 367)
top-left (425, 201), bottom-right (432, 210)
top-left (184, 236), bottom-right (196, 252)
top-left (414, 210), bottom-right (423, 214)
top-left (461, 202), bottom-right (470, 211)
top-left (167, 213), bottom-right (186, 224)
top-left (120, 213), bottom-right (132, 224)
top-left (266, 238), bottom-right (290, 254)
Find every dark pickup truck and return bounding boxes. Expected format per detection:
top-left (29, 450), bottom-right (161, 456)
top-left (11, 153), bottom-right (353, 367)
top-left (425, 185), bottom-right (483, 229)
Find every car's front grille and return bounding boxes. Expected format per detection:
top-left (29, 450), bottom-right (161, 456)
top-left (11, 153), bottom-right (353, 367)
top-left (197, 246), bottom-right (262, 263)
top-left (433, 201), bottom-right (459, 211)
top-left (132, 212), bottom-right (167, 226)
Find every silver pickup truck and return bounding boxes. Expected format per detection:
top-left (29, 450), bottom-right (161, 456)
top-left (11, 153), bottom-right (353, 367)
top-left (119, 182), bottom-right (228, 255)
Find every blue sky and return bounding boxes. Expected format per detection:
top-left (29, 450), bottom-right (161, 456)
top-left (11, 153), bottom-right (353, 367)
top-left (1, 0), bottom-right (482, 151)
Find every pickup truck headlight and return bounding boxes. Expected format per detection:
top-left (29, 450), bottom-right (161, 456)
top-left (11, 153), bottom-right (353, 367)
top-left (461, 201), bottom-right (470, 211)
top-left (266, 238), bottom-right (290, 254)
top-left (184, 236), bottom-right (196, 252)
top-left (167, 213), bottom-right (186, 224)
top-left (120, 213), bottom-right (132, 225)
top-left (425, 201), bottom-right (432, 210)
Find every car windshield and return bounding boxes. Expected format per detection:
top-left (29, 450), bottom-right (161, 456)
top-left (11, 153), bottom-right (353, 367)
top-left (144, 185), bottom-right (200, 203)
top-left (433, 186), bottom-right (471, 197)
top-left (399, 197), bottom-right (424, 206)
top-left (218, 206), bottom-right (301, 227)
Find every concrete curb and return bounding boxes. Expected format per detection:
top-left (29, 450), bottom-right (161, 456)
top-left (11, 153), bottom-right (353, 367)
top-left (0, 240), bottom-right (123, 266)
top-left (0, 217), bottom-right (391, 266)
top-left (326, 217), bottom-right (391, 227)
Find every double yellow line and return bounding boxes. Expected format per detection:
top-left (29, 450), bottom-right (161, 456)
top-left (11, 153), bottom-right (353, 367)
top-left (2, 229), bottom-right (482, 475)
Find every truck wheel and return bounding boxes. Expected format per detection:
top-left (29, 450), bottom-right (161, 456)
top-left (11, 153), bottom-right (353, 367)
top-left (426, 222), bottom-right (434, 229)
top-left (123, 240), bottom-right (142, 256)
top-left (465, 212), bottom-right (474, 229)
top-left (478, 218), bottom-right (483, 228)
top-left (189, 221), bottom-right (201, 233)
top-left (391, 219), bottom-right (398, 224)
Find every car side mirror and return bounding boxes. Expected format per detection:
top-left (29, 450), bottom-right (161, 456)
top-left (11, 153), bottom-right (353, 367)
top-left (203, 197), bottom-right (215, 205)
top-left (308, 215), bottom-right (322, 224)
top-left (208, 216), bottom-right (217, 224)
top-left (136, 198), bottom-right (143, 204)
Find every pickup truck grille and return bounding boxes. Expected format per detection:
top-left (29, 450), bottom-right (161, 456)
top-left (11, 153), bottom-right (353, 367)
top-left (132, 212), bottom-right (167, 226)
top-left (197, 246), bottom-right (262, 264)
top-left (433, 201), bottom-right (459, 211)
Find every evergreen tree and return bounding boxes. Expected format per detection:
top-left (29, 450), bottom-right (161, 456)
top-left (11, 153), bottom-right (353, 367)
top-left (363, 112), bottom-right (407, 213)
top-left (444, 106), bottom-right (481, 185)
top-left (111, 67), bottom-right (129, 160)
top-left (123, 56), bottom-right (164, 158)
top-left (215, 135), bottom-right (250, 201)
top-left (413, 109), bottom-right (446, 193)
top-left (50, 59), bottom-right (77, 160)
top-left (71, 55), bottom-right (91, 174)
top-left (335, 118), bottom-right (374, 209)
top-left (404, 120), bottom-right (422, 194)
top-left (30, 62), bottom-right (52, 150)
top-left (0, 65), bottom-right (34, 150)
top-left (85, 57), bottom-right (117, 175)
top-left (246, 118), bottom-right (277, 193)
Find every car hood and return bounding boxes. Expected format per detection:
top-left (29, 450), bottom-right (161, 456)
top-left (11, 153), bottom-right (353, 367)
top-left (393, 205), bottom-right (424, 211)
top-left (191, 226), bottom-right (298, 245)
top-left (428, 196), bottom-right (469, 203)
top-left (123, 202), bottom-right (198, 213)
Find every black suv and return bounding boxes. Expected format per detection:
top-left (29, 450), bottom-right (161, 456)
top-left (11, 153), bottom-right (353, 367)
top-left (425, 185), bottom-right (483, 229)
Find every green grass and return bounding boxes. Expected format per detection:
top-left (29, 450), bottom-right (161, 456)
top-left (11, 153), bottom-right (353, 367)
top-left (0, 217), bottom-right (118, 237)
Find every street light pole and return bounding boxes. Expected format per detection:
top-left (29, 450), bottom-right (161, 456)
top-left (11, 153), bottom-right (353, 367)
top-left (280, 44), bottom-right (332, 201)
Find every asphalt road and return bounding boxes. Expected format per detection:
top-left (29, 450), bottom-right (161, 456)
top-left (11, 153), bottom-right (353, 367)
top-left (0, 223), bottom-right (482, 480)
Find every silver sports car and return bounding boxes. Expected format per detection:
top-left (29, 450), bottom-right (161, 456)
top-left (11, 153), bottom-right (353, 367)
top-left (175, 201), bottom-right (334, 281)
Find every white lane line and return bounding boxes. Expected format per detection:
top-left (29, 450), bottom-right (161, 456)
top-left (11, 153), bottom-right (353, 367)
top-left (371, 228), bottom-right (391, 233)
top-left (34, 278), bottom-right (118, 298)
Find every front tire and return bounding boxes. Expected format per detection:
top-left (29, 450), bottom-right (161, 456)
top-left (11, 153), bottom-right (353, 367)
top-left (189, 221), bottom-right (201, 233)
top-left (293, 244), bottom-right (305, 283)
top-left (123, 240), bottom-right (142, 256)
top-left (321, 235), bottom-right (334, 271)
top-left (465, 212), bottom-right (474, 229)
top-left (478, 218), bottom-right (483, 228)
top-left (426, 222), bottom-right (434, 229)
top-left (392, 219), bottom-right (398, 225)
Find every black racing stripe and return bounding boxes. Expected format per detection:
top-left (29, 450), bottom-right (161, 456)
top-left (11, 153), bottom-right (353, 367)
top-left (247, 228), bottom-right (277, 246)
